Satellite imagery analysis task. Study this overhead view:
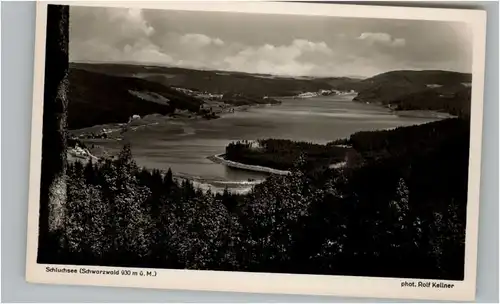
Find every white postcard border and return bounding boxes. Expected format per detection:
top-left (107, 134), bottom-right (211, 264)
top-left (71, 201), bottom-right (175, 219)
top-left (25, 1), bottom-right (487, 301)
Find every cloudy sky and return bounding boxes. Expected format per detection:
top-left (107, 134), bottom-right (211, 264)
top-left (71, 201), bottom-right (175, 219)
top-left (69, 6), bottom-right (473, 78)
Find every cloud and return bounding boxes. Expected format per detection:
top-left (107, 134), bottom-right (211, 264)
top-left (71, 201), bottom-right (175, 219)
top-left (179, 33), bottom-right (225, 47)
top-left (69, 7), bottom-right (159, 62)
top-left (71, 8), bottom-right (336, 77)
top-left (71, 37), bottom-right (175, 65)
top-left (109, 8), bottom-right (155, 37)
top-left (292, 39), bottom-right (333, 54)
top-left (221, 39), bottom-right (334, 76)
top-left (123, 40), bottom-right (174, 64)
top-left (357, 32), bottom-right (406, 47)
top-left (69, 6), bottom-right (471, 77)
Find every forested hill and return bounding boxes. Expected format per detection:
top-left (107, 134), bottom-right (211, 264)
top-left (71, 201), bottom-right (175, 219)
top-left (67, 63), bottom-right (473, 129)
top-left (353, 70), bottom-right (472, 116)
top-left (67, 62), bottom-right (366, 129)
top-left (55, 117), bottom-right (470, 280)
top-left (70, 62), bottom-right (361, 97)
top-left (67, 68), bottom-right (203, 129)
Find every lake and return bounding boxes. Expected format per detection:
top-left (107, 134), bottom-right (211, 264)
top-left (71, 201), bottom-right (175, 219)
top-left (89, 95), bottom-right (440, 193)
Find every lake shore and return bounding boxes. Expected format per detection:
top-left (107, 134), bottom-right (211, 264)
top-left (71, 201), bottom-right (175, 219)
top-left (207, 153), bottom-right (291, 175)
top-left (67, 94), bottom-right (446, 195)
top-left (351, 98), bottom-right (458, 119)
top-left (392, 110), bottom-right (457, 119)
top-left (69, 101), bottom-right (281, 141)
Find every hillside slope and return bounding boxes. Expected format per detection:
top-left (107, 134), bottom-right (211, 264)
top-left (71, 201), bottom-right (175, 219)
top-left (353, 70), bottom-right (472, 116)
top-left (71, 62), bottom-right (361, 97)
top-left (391, 85), bottom-right (471, 116)
top-left (67, 68), bottom-right (203, 129)
top-left (68, 63), bottom-right (473, 129)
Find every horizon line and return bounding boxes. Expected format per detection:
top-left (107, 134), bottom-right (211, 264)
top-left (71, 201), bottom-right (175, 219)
top-left (69, 60), bottom-right (472, 79)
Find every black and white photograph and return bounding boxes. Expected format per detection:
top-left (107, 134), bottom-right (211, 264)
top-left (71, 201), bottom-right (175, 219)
top-left (26, 1), bottom-right (486, 300)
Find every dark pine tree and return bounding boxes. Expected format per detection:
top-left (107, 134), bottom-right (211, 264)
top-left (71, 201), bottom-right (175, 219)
top-left (165, 168), bottom-right (173, 187)
top-left (84, 159), bottom-right (96, 184)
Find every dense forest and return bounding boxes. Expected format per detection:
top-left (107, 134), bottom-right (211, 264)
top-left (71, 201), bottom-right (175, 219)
top-left (42, 118), bottom-right (469, 280)
top-left (67, 67), bottom-right (283, 130)
top-left (67, 64), bottom-right (472, 130)
top-left (67, 68), bottom-right (203, 129)
top-left (225, 139), bottom-right (350, 171)
top-left (353, 70), bottom-right (472, 117)
top-left (71, 62), bottom-right (346, 97)
top-left (392, 86), bottom-right (471, 117)
top-left (224, 118), bottom-right (469, 173)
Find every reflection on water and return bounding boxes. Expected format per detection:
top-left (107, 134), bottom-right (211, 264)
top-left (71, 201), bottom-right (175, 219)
top-left (91, 95), bottom-right (439, 193)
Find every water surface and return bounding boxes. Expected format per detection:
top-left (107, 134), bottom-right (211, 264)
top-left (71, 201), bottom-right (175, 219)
top-left (91, 95), bottom-right (439, 193)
